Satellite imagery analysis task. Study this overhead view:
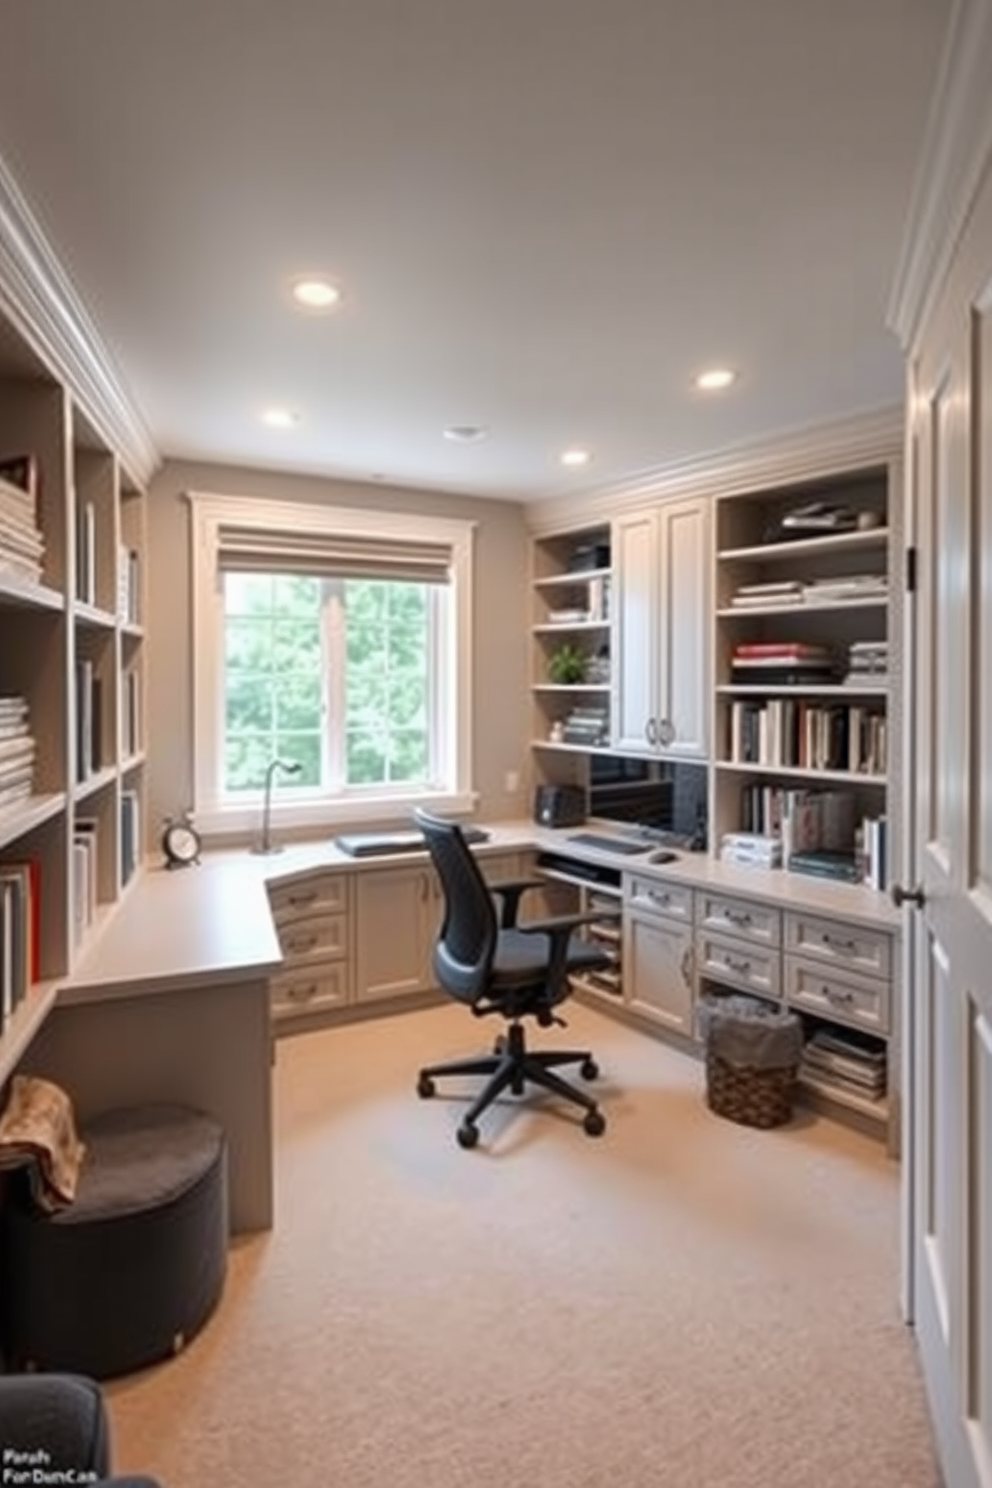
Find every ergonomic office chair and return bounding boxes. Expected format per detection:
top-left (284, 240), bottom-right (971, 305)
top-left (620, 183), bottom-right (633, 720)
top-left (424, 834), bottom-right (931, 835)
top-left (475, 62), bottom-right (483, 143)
top-left (413, 808), bottom-right (617, 1148)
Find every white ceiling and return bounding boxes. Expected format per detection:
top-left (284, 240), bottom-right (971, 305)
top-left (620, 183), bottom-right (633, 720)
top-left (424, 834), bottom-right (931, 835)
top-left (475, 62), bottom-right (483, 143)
top-left (0, 0), bottom-right (951, 502)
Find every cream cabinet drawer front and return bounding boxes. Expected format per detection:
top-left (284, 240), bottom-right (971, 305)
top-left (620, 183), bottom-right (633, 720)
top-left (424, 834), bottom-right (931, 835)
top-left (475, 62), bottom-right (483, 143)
top-left (784, 912), bottom-right (891, 979)
top-left (626, 877), bottom-right (694, 923)
top-left (277, 913), bottom-right (348, 964)
top-left (268, 873), bottom-right (349, 925)
top-left (697, 892), bottom-right (781, 948)
top-left (698, 932), bottom-right (781, 999)
top-left (785, 957), bottom-right (890, 1034)
top-left (271, 962), bottom-right (350, 1015)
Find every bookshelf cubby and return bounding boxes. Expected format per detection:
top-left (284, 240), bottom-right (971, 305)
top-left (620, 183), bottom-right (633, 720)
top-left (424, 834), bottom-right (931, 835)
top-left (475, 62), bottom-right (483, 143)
top-left (0, 310), bottom-right (148, 1053)
top-left (713, 466), bottom-right (895, 889)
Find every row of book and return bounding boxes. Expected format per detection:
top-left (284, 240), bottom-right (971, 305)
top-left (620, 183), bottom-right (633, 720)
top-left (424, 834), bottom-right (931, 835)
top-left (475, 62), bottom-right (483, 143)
top-left (800, 1026), bottom-right (887, 1102)
top-left (0, 860), bottom-right (39, 1029)
top-left (0, 696), bottom-right (35, 813)
top-left (728, 697), bottom-right (887, 774)
top-left (724, 786), bottom-right (889, 887)
top-left (0, 456), bottom-right (44, 587)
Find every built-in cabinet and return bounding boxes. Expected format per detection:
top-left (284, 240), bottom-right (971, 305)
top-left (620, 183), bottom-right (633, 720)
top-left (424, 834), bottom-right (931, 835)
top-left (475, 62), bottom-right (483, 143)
top-left (525, 424), bottom-right (902, 1144)
top-left (268, 850), bottom-right (526, 1024)
top-left (0, 319), bottom-right (147, 1068)
top-left (612, 497), bottom-right (710, 759)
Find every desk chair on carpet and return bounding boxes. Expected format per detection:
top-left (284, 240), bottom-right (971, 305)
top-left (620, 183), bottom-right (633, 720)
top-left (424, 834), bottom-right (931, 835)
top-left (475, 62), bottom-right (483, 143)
top-left (413, 809), bottom-right (617, 1148)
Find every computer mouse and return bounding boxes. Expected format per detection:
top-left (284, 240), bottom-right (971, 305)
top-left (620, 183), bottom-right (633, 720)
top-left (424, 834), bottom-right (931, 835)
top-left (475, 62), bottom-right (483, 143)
top-left (648, 849), bottom-right (678, 864)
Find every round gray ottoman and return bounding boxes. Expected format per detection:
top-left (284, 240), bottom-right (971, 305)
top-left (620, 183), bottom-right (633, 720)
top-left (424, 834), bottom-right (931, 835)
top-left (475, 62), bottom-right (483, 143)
top-left (2, 1104), bottom-right (228, 1380)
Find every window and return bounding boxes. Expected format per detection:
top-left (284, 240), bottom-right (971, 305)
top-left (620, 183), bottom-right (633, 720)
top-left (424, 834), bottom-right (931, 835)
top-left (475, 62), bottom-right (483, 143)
top-left (189, 493), bottom-right (475, 832)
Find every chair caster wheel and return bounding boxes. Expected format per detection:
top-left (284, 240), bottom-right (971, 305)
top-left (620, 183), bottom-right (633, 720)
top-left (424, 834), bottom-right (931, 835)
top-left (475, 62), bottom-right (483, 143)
top-left (456, 1122), bottom-right (480, 1150)
top-left (580, 1058), bottom-right (599, 1081)
top-left (417, 1073), bottom-right (436, 1099)
top-left (583, 1109), bottom-right (606, 1137)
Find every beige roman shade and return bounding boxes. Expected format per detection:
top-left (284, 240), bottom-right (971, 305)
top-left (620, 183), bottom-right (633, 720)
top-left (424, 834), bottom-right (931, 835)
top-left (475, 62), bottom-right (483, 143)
top-left (215, 525), bottom-right (453, 584)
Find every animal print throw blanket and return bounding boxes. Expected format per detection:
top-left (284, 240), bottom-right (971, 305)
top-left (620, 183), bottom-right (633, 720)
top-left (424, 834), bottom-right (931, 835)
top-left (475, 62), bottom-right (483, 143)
top-left (0, 1073), bottom-right (86, 1211)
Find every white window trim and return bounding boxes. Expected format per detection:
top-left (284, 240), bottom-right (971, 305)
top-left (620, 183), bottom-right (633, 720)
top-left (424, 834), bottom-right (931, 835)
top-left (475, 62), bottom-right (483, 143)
top-left (187, 490), bottom-right (476, 835)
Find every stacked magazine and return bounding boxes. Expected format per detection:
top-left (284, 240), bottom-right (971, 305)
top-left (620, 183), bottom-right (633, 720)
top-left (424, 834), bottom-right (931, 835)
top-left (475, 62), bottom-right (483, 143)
top-left (800, 1026), bottom-right (887, 1102)
top-left (0, 696), bottom-right (35, 812)
top-left (0, 457), bottom-right (44, 586)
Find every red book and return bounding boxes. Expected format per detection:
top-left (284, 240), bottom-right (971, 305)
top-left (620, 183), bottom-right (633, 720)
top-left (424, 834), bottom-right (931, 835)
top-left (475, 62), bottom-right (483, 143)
top-left (733, 642), bottom-right (831, 659)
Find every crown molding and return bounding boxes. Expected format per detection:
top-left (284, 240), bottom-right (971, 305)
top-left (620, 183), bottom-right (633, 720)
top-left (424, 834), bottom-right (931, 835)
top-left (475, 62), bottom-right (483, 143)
top-left (524, 405), bottom-right (903, 534)
top-left (887, 0), bottom-right (992, 352)
top-left (0, 154), bottom-right (160, 488)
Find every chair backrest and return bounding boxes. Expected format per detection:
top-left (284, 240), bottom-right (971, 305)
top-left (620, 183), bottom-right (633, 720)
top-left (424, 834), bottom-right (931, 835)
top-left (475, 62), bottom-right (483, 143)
top-left (414, 809), bottom-right (497, 1004)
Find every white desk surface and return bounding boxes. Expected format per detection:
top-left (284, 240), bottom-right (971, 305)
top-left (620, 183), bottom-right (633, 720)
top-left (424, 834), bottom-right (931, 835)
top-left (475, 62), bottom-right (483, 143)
top-left (66, 817), bottom-right (899, 1001)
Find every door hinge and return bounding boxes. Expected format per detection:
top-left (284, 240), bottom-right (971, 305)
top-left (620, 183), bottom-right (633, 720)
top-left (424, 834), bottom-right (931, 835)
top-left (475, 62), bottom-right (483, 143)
top-left (906, 545), bottom-right (917, 594)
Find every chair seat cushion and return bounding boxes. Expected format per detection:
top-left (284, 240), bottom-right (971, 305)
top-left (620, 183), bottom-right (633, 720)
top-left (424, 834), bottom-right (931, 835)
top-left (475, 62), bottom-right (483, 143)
top-left (491, 928), bottom-right (607, 988)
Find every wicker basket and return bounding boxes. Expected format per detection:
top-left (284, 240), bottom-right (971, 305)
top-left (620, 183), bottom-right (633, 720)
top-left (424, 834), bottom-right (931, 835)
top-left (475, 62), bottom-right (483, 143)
top-left (705, 1051), bottom-right (797, 1129)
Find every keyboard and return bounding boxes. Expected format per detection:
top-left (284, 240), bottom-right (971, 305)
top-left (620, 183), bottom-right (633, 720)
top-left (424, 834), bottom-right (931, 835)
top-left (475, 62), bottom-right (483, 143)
top-left (566, 832), bottom-right (654, 856)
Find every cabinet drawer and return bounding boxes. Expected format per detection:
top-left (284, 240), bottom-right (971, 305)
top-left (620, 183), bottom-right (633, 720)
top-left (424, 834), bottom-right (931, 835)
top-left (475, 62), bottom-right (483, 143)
top-left (271, 961), bottom-right (350, 1015)
top-left (626, 876), bottom-right (693, 922)
top-left (784, 912), bottom-right (891, 978)
top-left (697, 931), bottom-right (781, 999)
top-left (697, 892), bottom-right (781, 948)
top-left (268, 872), bottom-right (349, 925)
top-left (277, 912), bottom-right (348, 964)
top-left (785, 956), bottom-right (890, 1034)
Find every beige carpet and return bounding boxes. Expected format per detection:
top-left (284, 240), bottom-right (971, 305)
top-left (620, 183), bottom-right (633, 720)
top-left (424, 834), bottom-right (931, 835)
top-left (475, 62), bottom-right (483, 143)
top-left (106, 1001), bottom-right (940, 1488)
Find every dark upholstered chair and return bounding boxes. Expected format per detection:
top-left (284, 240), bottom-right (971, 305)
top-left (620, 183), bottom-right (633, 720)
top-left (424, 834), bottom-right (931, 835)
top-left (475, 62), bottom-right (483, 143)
top-left (413, 809), bottom-right (617, 1148)
top-left (0, 1373), bottom-right (160, 1486)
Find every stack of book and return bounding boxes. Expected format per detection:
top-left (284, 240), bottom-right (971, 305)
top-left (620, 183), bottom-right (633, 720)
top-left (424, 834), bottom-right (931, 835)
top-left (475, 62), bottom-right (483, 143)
top-left (857, 814), bottom-right (889, 890)
top-left (719, 831), bottom-right (782, 868)
top-left (802, 573), bottom-right (888, 605)
top-left (561, 704), bottom-right (609, 747)
top-left (730, 580), bottom-right (805, 609)
top-left (844, 639), bottom-right (888, 685)
top-left (800, 1027), bottom-right (887, 1102)
top-left (729, 641), bottom-right (836, 686)
top-left (0, 455), bottom-right (44, 586)
top-left (0, 696), bottom-right (35, 812)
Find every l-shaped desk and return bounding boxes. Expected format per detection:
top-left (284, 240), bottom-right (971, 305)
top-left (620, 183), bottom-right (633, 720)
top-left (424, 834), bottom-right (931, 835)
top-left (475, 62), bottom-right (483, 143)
top-left (5, 822), bottom-right (900, 1233)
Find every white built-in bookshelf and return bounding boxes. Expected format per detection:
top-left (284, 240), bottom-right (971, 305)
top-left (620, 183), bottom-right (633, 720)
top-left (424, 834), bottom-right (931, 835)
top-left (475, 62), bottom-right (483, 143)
top-left (0, 318), bottom-right (147, 1061)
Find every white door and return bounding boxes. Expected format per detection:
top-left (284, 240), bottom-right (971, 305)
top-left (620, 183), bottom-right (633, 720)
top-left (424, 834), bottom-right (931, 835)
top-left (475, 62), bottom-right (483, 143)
top-left (903, 161), bottom-right (992, 1488)
top-left (612, 508), bottom-right (659, 752)
top-left (657, 497), bottom-right (710, 759)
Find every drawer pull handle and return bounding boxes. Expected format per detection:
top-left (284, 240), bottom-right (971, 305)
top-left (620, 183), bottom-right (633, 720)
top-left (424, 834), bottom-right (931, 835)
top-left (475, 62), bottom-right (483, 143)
top-left (822, 933), bottom-right (857, 953)
top-left (285, 933), bottom-right (318, 953)
top-left (680, 945), bottom-right (694, 985)
top-left (726, 955), bottom-right (752, 977)
top-left (288, 891), bottom-right (318, 907)
top-left (649, 892), bottom-right (671, 907)
top-left (822, 984), bottom-right (854, 1005)
top-left (726, 909), bottom-right (753, 928)
top-left (288, 982), bottom-right (319, 1002)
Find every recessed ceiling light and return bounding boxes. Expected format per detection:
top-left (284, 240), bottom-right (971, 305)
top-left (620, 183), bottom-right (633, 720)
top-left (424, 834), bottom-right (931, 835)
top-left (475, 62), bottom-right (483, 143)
top-left (694, 368), bottom-right (736, 391)
top-left (261, 407), bottom-right (300, 429)
top-left (560, 448), bottom-right (592, 468)
top-left (291, 277), bottom-right (341, 311)
top-left (443, 424), bottom-right (488, 443)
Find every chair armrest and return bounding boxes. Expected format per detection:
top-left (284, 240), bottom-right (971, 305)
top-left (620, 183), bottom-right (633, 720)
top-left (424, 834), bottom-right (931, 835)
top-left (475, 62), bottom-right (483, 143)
top-left (516, 909), bottom-right (621, 936)
top-left (487, 877), bottom-right (547, 928)
top-left (517, 909), bottom-right (621, 1003)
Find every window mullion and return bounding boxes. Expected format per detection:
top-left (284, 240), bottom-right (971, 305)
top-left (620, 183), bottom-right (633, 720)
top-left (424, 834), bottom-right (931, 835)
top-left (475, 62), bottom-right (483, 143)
top-left (324, 580), bottom-right (346, 790)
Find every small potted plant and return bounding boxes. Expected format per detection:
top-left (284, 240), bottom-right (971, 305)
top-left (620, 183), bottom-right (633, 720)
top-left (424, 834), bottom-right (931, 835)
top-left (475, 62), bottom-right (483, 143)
top-left (548, 642), bottom-right (587, 685)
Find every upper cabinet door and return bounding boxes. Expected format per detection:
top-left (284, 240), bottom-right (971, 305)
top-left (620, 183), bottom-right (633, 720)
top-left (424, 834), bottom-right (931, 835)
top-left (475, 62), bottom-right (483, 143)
top-left (612, 509), bottom-right (660, 752)
top-left (611, 498), bottom-right (710, 758)
top-left (657, 497), bottom-right (710, 759)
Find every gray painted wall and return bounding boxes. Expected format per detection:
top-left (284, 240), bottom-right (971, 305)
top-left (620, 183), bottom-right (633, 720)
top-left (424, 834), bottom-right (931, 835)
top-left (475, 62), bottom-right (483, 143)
top-left (145, 459), bottom-right (531, 846)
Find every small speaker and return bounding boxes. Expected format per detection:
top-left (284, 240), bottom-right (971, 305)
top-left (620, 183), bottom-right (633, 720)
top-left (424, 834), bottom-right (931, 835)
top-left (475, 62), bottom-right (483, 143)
top-left (533, 784), bottom-right (586, 829)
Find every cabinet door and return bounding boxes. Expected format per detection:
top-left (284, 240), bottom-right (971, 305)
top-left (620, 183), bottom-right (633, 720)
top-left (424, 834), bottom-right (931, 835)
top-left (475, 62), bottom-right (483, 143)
top-left (657, 497), bottom-right (710, 759)
top-left (354, 865), bottom-right (435, 1002)
top-left (612, 508), bottom-right (660, 751)
top-left (624, 911), bottom-right (694, 1035)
